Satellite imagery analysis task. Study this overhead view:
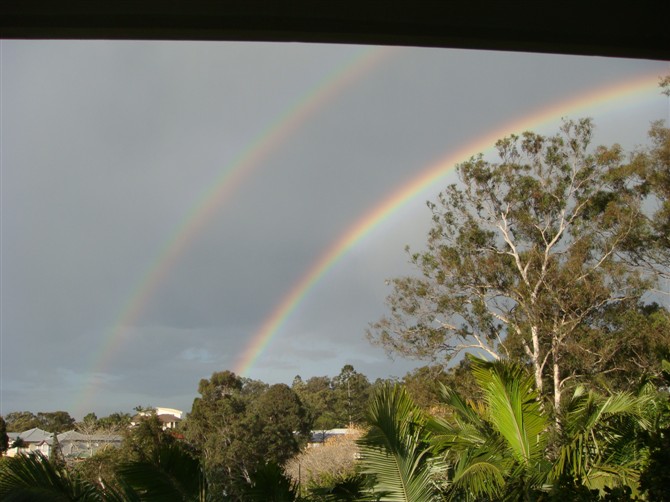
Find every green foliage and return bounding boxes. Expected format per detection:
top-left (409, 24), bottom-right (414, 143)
top-left (368, 118), bottom-right (665, 420)
top-left (0, 452), bottom-right (105, 501)
top-left (11, 437), bottom-right (26, 449)
top-left (305, 473), bottom-right (373, 502)
top-left (72, 445), bottom-right (128, 496)
top-left (293, 375), bottom-right (338, 430)
top-left (428, 356), bottom-right (549, 500)
top-left (4, 412), bottom-right (42, 432)
top-left (236, 462), bottom-right (300, 502)
top-left (293, 365), bottom-right (372, 429)
top-left (631, 360), bottom-right (670, 501)
top-left (122, 413), bottom-right (176, 462)
top-left (96, 412), bottom-right (131, 432)
top-left (0, 416), bottom-right (9, 454)
top-left (626, 119), bottom-right (670, 273)
top-left (182, 371), bottom-right (311, 499)
top-left (248, 384), bottom-right (312, 465)
top-left (401, 361), bottom-right (480, 411)
top-left (332, 365), bottom-right (373, 427)
top-left (563, 302), bottom-right (670, 395)
top-left (115, 443), bottom-right (205, 501)
top-left (358, 384), bottom-right (438, 501)
top-left (551, 386), bottom-right (652, 497)
top-left (358, 355), bottom-right (669, 500)
top-left (4, 411), bottom-right (76, 434)
top-left (38, 412), bottom-right (76, 434)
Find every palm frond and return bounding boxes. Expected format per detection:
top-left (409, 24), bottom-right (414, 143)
top-left (469, 357), bottom-right (547, 467)
top-left (0, 452), bottom-right (104, 501)
top-left (358, 384), bottom-right (436, 502)
top-left (116, 443), bottom-right (204, 501)
top-left (552, 385), bottom-right (650, 494)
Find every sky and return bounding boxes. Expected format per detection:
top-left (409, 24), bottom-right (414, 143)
top-left (1, 41), bottom-right (668, 419)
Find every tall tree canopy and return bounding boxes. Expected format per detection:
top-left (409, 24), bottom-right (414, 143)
top-left (368, 119), bottom-right (668, 413)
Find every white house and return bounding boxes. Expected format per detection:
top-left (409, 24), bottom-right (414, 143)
top-left (5, 427), bottom-right (52, 457)
top-left (132, 407), bottom-right (183, 430)
top-left (5, 427), bottom-right (122, 459)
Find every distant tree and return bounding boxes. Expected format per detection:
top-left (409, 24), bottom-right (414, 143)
top-left (0, 417), bottom-right (8, 455)
top-left (332, 365), bottom-right (372, 427)
top-left (293, 375), bottom-right (338, 430)
top-left (4, 411), bottom-right (41, 432)
top-left (401, 360), bottom-right (480, 412)
top-left (37, 411), bottom-right (76, 433)
top-left (82, 412), bottom-right (98, 424)
top-left (97, 412), bottom-right (132, 432)
top-left (76, 413), bottom-right (101, 436)
top-left (183, 371), bottom-right (310, 499)
top-left (72, 444), bottom-right (128, 494)
top-left (562, 301), bottom-right (670, 392)
top-left (240, 377), bottom-right (270, 399)
top-left (247, 384), bottom-right (312, 465)
top-left (123, 412), bottom-right (175, 462)
top-left (183, 370), bottom-right (248, 494)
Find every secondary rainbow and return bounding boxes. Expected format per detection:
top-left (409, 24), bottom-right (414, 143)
top-left (233, 70), bottom-right (666, 376)
top-left (74, 46), bottom-right (395, 414)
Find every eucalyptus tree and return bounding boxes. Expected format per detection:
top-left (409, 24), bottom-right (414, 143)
top-left (368, 119), bottom-right (649, 415)
top-left (333, 365), bottom-right (373, 427)
top-left (183, 371), bottom-right (311, 499)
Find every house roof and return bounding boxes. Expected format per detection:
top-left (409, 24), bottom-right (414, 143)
top-left (57, 430), bottom-right (123, 442)
top-left (157, 414), bottom-right (181, 423)
top-left (13, 427), bottom-right (52, 443)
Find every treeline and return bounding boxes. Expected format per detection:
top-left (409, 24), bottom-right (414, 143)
top-left (2, 410), bottom-right (132, 435)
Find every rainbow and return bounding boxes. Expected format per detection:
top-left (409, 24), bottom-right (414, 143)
top-left (73, 46), bottom-right (395, 414)
top-left (233, 70), bottom-right (667, 376)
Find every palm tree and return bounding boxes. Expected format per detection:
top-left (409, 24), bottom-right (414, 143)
top-left (236, 461), bottom-right (301, 502)
top-left (551, 385), bottom-right (652, 497)
top-left (0, 452), bottom-right (107, 501)
top-left (357, 383), bottom-right (438, 501)
top-left (428, 356), bottom-right (550, 501)
top-left (115, 442), bottom-right (206, 501)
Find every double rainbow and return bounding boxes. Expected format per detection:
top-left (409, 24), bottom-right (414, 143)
top-left (74, 46), bottom-right (394, 413)
top-left (233, 70), bottom-right (666, 376)
top-left (75, 53), bottom-right (665, 412)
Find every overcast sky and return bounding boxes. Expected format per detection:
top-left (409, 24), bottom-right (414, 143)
top-left (1, 41), bottom-right (668, 419)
